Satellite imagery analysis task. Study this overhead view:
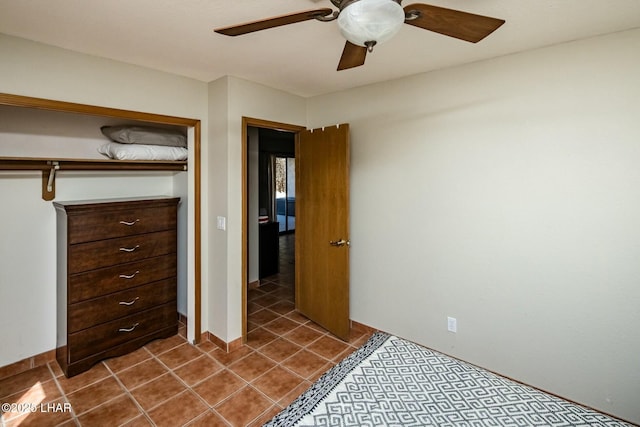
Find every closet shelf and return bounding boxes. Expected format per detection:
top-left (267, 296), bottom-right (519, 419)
top-left (0, 156), bottom-right (187, 201)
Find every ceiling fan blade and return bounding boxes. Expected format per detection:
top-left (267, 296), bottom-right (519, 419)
top-left (215, 8), bottom-right (333, 36)
top-left (337, 41), bottom-right (368, 71)
top-left (404, 4), bottom-right (505, 43)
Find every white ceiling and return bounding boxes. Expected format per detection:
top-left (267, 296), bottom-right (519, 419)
top-left (1, 0), bottom-right (639, 97)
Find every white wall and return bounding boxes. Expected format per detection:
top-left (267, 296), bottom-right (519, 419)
top-left (204, 77), bottom-right (306, 347)
top-left (307, 28), bottom-right (640, 423)
top-left (205, 77), bottom-right (229, 342)
top-left (206, 76), bottom-right (306, 342)
top-left (0, 34), bottom-right (208, 365)
top-left (225, 77), bottom-right (306, 341)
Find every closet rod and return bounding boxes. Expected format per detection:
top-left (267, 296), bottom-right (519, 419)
top-left (0, 157), bottom-right (187, 171)
top-left (0, 157), bottom-right (187, 200)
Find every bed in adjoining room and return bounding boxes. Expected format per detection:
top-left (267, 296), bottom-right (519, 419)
top-left (265, 332), bottom-right (633, 427)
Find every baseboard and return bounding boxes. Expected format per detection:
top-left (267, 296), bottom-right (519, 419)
top-left (248, 280), bottom-right (260, 290)
top-left (350, 319), bottom-right (378, 334)
top-left (203, 319), bottom-right (372, 354)
top-left (0, 333), bottom-right (241, 382)
top-left (0, 349), bottom-right (56, 381)
top-left (1, 321), bottom-right (367, 383)
top-left (2, 312), bottom-right (188, 380)
top-left (1, 331), bottom-right (243, 381)
top-left (178, 312), bottom-right (187, 325)
top-left (205, 331), bottom-right (243, 353)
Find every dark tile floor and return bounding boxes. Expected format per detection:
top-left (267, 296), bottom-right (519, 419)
top-left (0, 234), bottom-right (372, 426)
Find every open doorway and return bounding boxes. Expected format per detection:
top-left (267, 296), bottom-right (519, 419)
top-left (250, 127), bottom-right (295, 281)
top-left (242, 118), bottom-right (352, 343)
top-left (242, 118), bottom-right (305, 342)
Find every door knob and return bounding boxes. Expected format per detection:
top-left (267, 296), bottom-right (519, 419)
top-left (329, 239), bottom-right (350, 247)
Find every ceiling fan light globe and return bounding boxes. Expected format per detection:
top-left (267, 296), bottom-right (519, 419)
top-left (337, 0), bottom-right (405, 47)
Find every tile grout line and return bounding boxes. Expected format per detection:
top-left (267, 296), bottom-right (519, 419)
top-left (140, 335), bottom-right (275, 426)
top-left (45, 362), bottom-right (81, 426)
top-left (101, 361), bottom-right (156, 427)
top-left (146, 343), bottom-right (220, 424)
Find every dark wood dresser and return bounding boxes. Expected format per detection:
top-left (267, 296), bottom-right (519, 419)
top-left (54, 196), bottom-right (180, 377)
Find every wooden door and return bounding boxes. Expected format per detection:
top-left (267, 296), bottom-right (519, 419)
top-left (296, 124), bottom-right (350, 341)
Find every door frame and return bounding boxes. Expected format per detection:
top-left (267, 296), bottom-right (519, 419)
top-left (241, 117), bottom-right (306, 342)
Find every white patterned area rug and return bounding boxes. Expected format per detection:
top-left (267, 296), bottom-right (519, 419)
top-left (265, 332), bottom-right (632, 427)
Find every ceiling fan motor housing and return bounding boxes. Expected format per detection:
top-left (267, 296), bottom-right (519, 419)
top-left (336, 0), bottom-right (406, 48)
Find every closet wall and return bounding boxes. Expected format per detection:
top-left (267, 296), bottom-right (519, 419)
top-left (0, 34), bottom-right (208, 367)
top-left (206, 76), bottom-right (307, 344)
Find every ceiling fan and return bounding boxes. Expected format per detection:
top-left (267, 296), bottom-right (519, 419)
top-left (214, 0), bottom-right (505, 71)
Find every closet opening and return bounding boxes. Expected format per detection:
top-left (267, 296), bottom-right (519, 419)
top-left (0, 93), bottom-right (202, 347)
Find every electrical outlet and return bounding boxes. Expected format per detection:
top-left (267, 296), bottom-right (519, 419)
top-left (447, 317), bottom-right (457, 333)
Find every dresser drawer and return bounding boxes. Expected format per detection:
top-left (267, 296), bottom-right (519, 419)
top-left (68, 204), bottom-right (177, 244)
top-left (69, 230), bottom-right (176, 274)
top-left (68, 303), bottom-right (176, 363)
top-left (68, 279), bottom-right (176, 333)
top-left (68, 254), bottom-right (176, 303)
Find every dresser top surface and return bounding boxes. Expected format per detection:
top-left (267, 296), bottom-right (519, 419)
top-left (54, 196), bottom-right (179, 211)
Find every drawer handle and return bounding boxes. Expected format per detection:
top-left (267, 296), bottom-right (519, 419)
top-left (119, 271), bottom-right (140, 279)
top-left (118, 323), bottom-right (140, 333)
top-left (119, 245), bottom-right (140, 253)
top-left (119, 297), bottom-right (140, 306)
top-left (119, 219), bottom-right (140, 226)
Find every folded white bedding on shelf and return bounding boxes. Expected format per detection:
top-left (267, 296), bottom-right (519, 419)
top-left (98, 125), bottom-right (188, 161)
top-left (98, 142), bottom-right (188, 161)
